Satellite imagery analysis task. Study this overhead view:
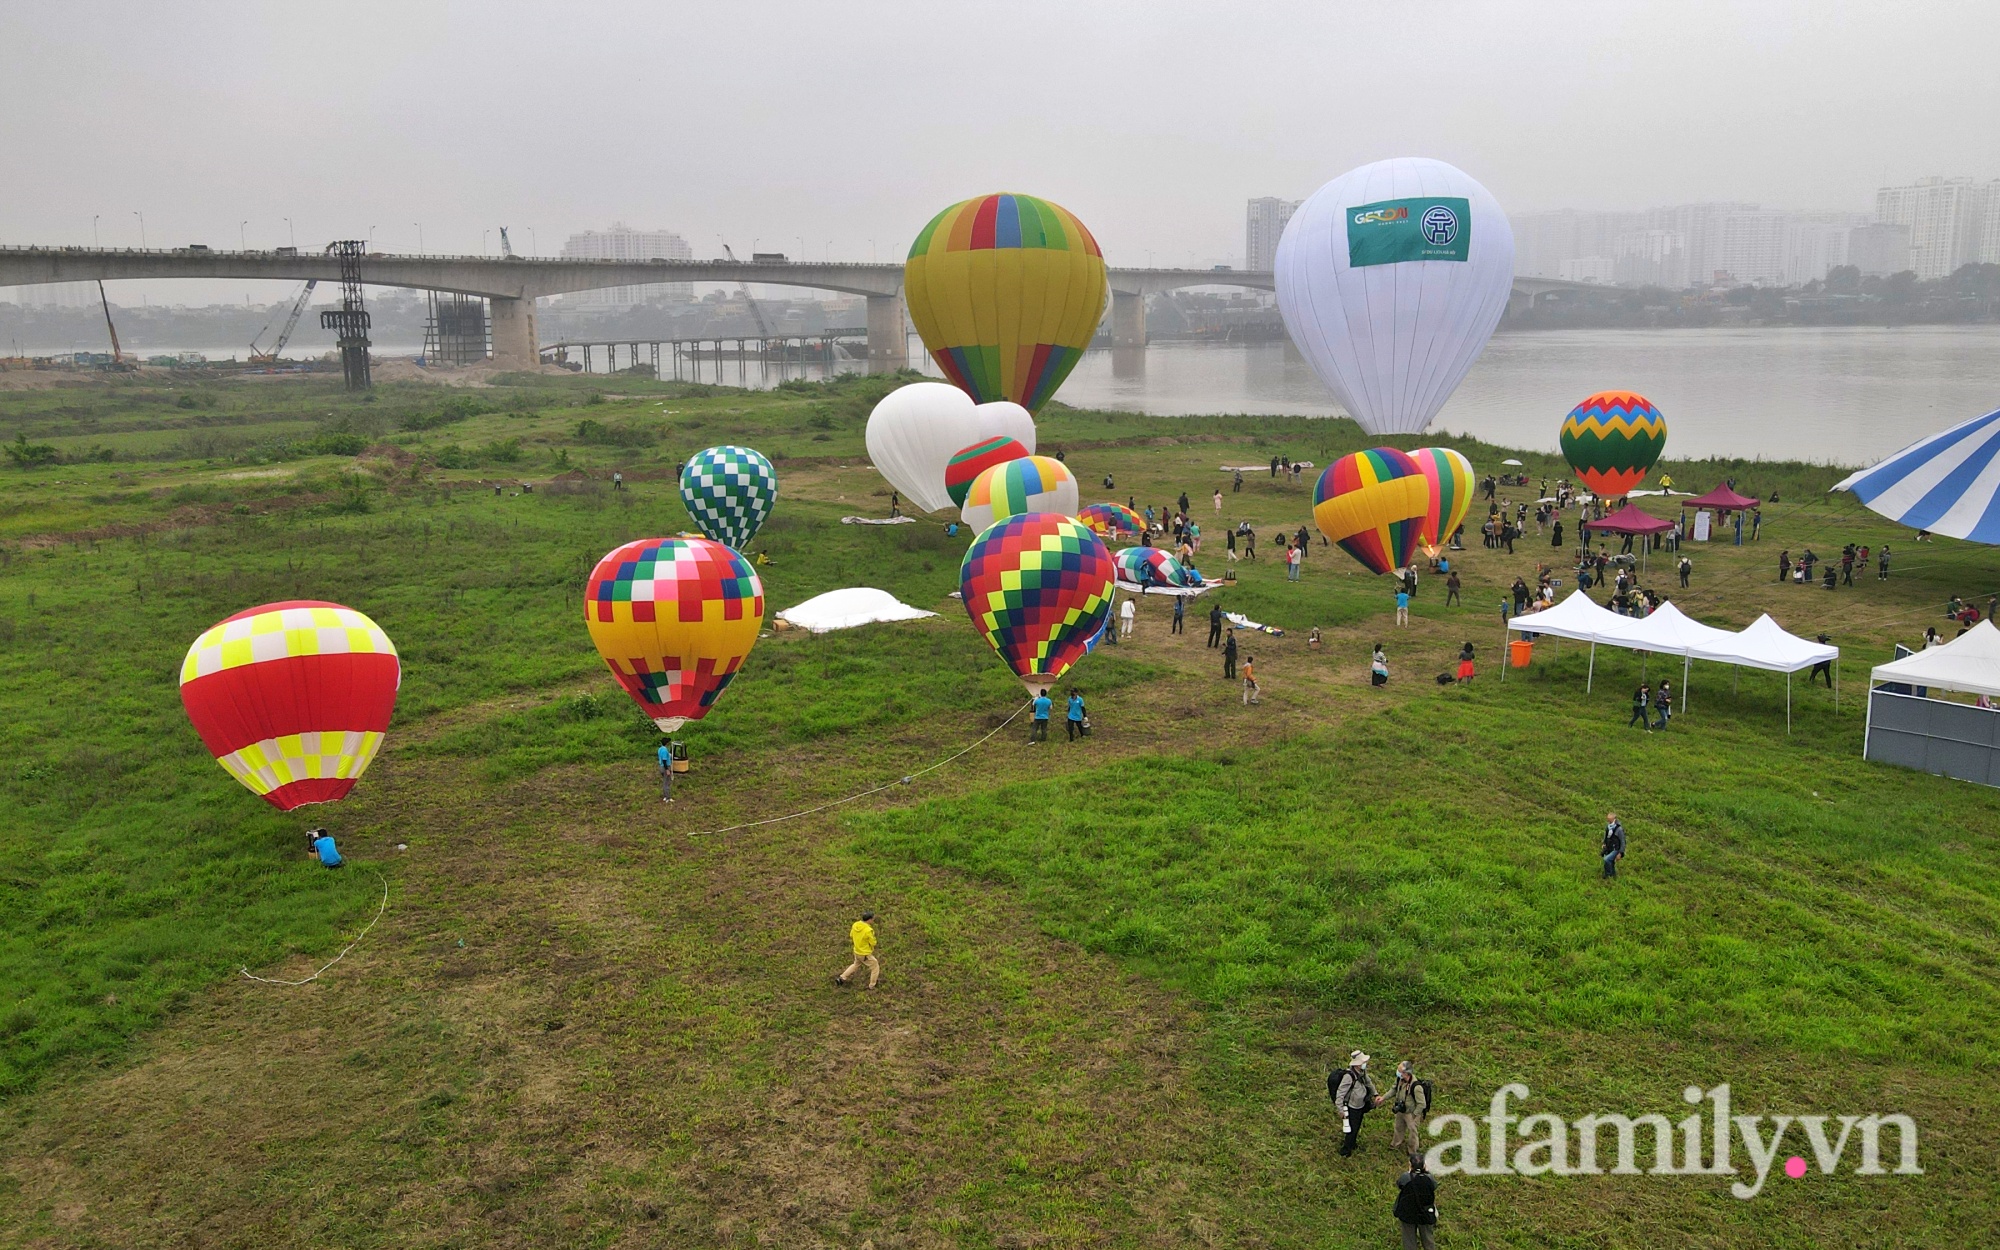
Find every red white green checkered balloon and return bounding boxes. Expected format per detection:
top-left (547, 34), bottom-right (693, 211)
top-left (680, 445), bottom-right (778, 550)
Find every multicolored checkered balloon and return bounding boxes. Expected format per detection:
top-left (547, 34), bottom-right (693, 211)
top-left (680, 445), bottom-right (778, 550)
top-left (1114, 545), bottom-right (1190, 589)
top-left (1078, 502), bottom-right (1144, 541)
top-left (584, 537), bottom-right (765, 731)
top-left (960, 513), bottom-right (1115, 694)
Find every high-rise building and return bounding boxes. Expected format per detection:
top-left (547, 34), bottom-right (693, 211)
top-left (1245, 197), bottom-right (1300, 272)
top-left (1874, 178), bottom-right (1989, 280)
top-left (1846, 223), bottom-right (1912, 277)
top-left (557, 223), bottom-right (695, 306)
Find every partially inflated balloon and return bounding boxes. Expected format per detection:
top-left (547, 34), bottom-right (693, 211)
top-left (1276, 158), bottom-right (1514, 435)
top-left (962, 455), bottom-right (1079, 533)
top-left (866, 382), bottom-right (982, 513)
top-left (905, 193), bottom-right (1108, 412)
top-left (1411, 447), bottom-right (1475, 549)
top-left (1560, 392), bottom-right (1666, 496)
top-left (585, 538), bottom-right (764, 732)
top-left (1078, 502), bottom-right (1143, 540)
top-left (179, 601), bottom-right (400, 811)
top-left (680, 445), bottom-right (777, 550)
top-left (1313, 448), bottom-right (1428, 575)
top-left (1114, 546), bottom-right (1190, 589)
top-left (945, 436), bottom-right (1029, 509)
top-left (960, 513), bottom-right (1116, 695)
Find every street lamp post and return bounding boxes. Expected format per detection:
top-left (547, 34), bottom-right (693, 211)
top-left (92, 215), bottom-right (99, 247)
top-left (285, 217), bottom-right (295, 248)
top-left (527, 227), bottom-right (537, 257)
top-left (133, 211), bottom-right (145, 248)
top-left (240, 220), bottom-right (249, 251)
top-left (414, 223), bottom-right (424, 255)
top-left (483, 229), bottom-right (490, 255)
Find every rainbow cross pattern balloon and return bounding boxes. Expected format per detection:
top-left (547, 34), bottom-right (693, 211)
top-left (1077, 502), bottom-right (1144, 541)
top-left (1411, 446), bottom-right (1475, 549)
top-left (179, 600), bottom-right (401, 811)
top-left (904, 192), bottom-right (1108, 413)
top-left (1114, 545), bottom-right (1191, 590)
top-left (945, 436), bottom-right (1029, 509)
top-left (1560, 391), bottom-right (1667, 496)
top-left (584, 537), bottom-right (764, 732)
top-left (961, 454), bottom-right (1079, 533)
top-left (1312, 448), bottom-right (1430, 575)
top-left (959, 513), bottom-right (1116, 694)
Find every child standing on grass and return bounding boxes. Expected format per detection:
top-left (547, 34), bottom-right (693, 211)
top-left (835, 912), bottom-right (880, 989)
top-left (1242, 656), bottom-right (1259, 704)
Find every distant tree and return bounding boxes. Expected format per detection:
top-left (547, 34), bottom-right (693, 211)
top-left (4, 433), bottom-right (58, 468)
top-left (1824, 264), bottom-right (1861, 293)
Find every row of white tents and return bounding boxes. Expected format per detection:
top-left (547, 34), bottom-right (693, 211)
top-left (1504, 591), bottom-right (1839, 730)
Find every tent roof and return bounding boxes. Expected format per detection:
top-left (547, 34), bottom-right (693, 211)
top-left (1832, 406), bottom-right (2000, 543)
top-left (1594, 600), bottom-right (1740, 655)
top-left (1869, 619), bottom-right (2000, 697)
top-left (1691, 613), bottom-right (1838, 673)
top-left (1582, 505), bottom-right (1678, 535)
top-left (1682, 483), bottom-right (1760, 510)
top-left (1506, 589), bottom-right (1625, 641)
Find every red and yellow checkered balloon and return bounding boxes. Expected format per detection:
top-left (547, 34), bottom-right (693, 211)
top-left (584, 537), bottom-right (765, 731)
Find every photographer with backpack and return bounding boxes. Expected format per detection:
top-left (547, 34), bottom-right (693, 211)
top-left (1394, 1152), bottom-right (1441, 1250)
top-left (1330, 1050), bottom-right (1383, 1156)
top-left (1390, 1060), bottom-right (1431, 1156)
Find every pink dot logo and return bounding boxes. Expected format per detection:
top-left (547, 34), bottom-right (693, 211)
top-left (1784, 1156), bottom-right (1808, 1180)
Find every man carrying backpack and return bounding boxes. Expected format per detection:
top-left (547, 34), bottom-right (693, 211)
top-left (1601, 811), bottom-right (1627, 880)
top-left (1330, 1050), bottom-right (1382, 1156)
top-left (1390, 1060), bottom-right (1431, 1156)
top-left (1394, 1152), bottom-right (1440, 1250)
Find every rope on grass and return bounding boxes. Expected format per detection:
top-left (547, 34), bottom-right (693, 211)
top-left (239, 868), bottom-right (389, 987)
top-left (684, 699), bottom-right (1035, 838)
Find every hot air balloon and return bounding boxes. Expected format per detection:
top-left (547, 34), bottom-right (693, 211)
top-left (178, 600), bottom-right (400, 811)
top-left (1275, 158), bottom-right (1515, 436)
top-left (680, 445), bottom-right (777, 550)
top-left (1560, 392), bottom-right (1667, 496)
top-left (1410, 447), bottom-right (1475, 550)
top-left (960, 513), bottom-right (1116, 695)
top-left (1312, 448), bottom-right (1429, 575)
top-left (864, 384), bottom-right (1038, 513)
top-left (1114, 545), bottom-right (1191, 591)
top-left (961, 454), bottom-right (1079, 534)
top-left (904, 192), bottom-right (1108, 413)
top-left (1077, 502), bottom-right (1144, 541)
top-left (975, 401), bottom-right (1037, 454)
top-left (945, 436), bottom-right (1030, 509)
top-left (584, 537), bottom-right (764, 732)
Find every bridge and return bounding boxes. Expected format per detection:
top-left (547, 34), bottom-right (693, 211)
top-left (0, 245), bottom-right (1600, 370)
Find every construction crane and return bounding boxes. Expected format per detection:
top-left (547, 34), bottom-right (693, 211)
top-left (498, 227), bottom-right (515, 259)
top-left (97, 280), bottom-right (126, 367)
top-left (249, 280), bottom-right (318, 362)
top-left (718, 241), bottom-right (774, 338)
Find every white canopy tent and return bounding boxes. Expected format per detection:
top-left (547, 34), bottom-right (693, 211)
top-left (1865, 621), bottom-right (2000, 781)
top-left (1867, 620), bottom-right (2000, 696)
top-left (1690, 614), bottom-right (1840, 730)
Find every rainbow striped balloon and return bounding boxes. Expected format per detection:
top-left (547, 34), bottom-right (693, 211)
top-left (1114, 545), bottom-right (1190, 589)
top-left (1077, 502), bottom-right (1144, 541)
top-left (961, 454), bottom-right (1079, 534)
top-left (1410, 446), bottom-right (1475, 549)
top-left (945, 435), bottom-right (1029, 509)
top-left (1560, 391), bottom-right (1667, 496)
top-left (1312, 447), bottom-right (1429, 575)
top-left (904, 193), bottom-right (1108, 413)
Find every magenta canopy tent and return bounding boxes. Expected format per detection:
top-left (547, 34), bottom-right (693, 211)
top-left (1682, 483), bottom-right (1760, 511)
top-left (1583, 506), bottom-right (1677, 535)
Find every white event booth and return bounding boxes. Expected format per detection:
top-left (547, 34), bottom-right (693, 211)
top-left (1865, 621), bottom-right (2000, 786)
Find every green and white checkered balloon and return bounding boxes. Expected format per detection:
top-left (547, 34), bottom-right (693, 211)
top-left (680, 445), bottom-right (778, 550)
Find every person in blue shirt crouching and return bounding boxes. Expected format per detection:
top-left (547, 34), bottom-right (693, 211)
top-left (307, 828), bottom-right (344, 868)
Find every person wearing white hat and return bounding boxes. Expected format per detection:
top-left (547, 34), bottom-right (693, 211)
top-left (1330, 1050), bottom-right (1383, 1156)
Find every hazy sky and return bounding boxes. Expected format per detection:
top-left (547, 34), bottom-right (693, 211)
top-left (5, 0), bottom-right (1998, 301)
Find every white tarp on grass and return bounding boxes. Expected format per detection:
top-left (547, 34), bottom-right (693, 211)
top-left (777, 587), bottom-right (937, 634)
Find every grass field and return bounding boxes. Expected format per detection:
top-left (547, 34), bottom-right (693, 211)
top-left (0, 366), bottom-right (1995, 1247)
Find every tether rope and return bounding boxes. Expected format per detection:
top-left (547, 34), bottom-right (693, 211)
top-left (239, 868), bottom-right (389, 987)
top-left (684, 698), bottom-right (1035, 838)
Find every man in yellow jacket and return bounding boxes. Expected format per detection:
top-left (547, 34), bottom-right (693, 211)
top-left (836, 911), bottom-right (880, 989)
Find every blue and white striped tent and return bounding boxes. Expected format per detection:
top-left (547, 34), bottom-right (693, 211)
top-left (1834, 407), bottom-right (2000, 542)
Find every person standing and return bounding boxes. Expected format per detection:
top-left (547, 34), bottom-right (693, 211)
top-left (1296, 525), bottom-right (1311, 561)
top-left (1371, 644), bottom-right (1389, 687)
top-left (1066, 689), bottom-right (1087, 741)
top-left (1226, 527), bottom-right (1239, 562)
top-left (835, 912), bottom-right (881, 989)
top-left (612, 470), bottom-right (624, 491)
top-left (657, 739), bottom-right (676, 803)
top-left (1678, 556), bottom-right (1692, 588)
top-left (1171, 595), bottom-right (1185, 634)
top-left (1331, 1051), bottom-right (1382, 1156)
top-left (1119, 596), bottom-right (1136, 639)
top-left (1444, 570), bottom-right (1461, 607)
top-left (1751, 507), bottom-right (1762, 540)
top-left (1213, 489), bottom-right (1223, 513)
top-left (1030, 688), bottom-right (1052, 743)
top-left (1244, 527), bottom-right (1257, 560)
top-left (1223, 629), bottom-right (1238, 679)
top-left (1242, 655), bottom-right (1259, 704)
top-left (1234, 469), bottom-right (1244, 493)
top-left (1654, 679), bottom-right (1673, 729)
top-left (1390, 1060), bottom-right (1430, 1157)
top-left (1208, 602), bottom-right (1224, 647)
top-left (1878, 545), bottom-right (1891, 580)
top-left (1178, 491), bottom-right (1191, 516)
top-left (1456, 642), bottom-right (1476, 683)
top-left (1287, 542), bottom-right (1302, 582)
top-left (1601, 812), bottom-right (1627, 879)
top-left (1395, 587), bottom-right (1410, 626)
top-left (1551, 518), bottom-right (1564, 549)
top-left (1629, 683), bottom-right (1652, 729)
top-left (1841, 548), bottom-right (1855, 586)
top-left (1810, 635), bottom-right (1834, 687)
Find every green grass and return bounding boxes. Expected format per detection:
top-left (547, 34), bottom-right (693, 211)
top-left (0, 368), bottom-right (1996, 1246)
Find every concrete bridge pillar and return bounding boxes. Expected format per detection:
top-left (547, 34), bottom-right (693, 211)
top-left (489, 296), bottom-right (539, 369)
top-left (1110, 289), bottom-right (1146, 349)
top-left (867, 293), bottom-right (908, 372)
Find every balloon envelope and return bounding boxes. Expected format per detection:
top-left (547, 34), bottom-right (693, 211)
top-left (1114, 545), bottom-right (1190, 589)
top-left (179, 600), bottom-right (401, 811)
top-left (961, 455), bottom-right (1079, 533)
top-left (585, 537), bottom-right (764, 732)
top-left (1560, 392), bottom-right (1667, 496)
top-left (1078, 502), bottom-right (1144, 540)
top-left (680, 445), bottom-right (778, 549)
top-left (1411, 447), bottom-right (1475, 548)
top-left (1313, 448), bottom-right (1429, 575)
top-left (974, 401), bottom-right (1037, 453)
top-left (1275, 157), bottom-right (1514, 436)
top-left (945, 436), bottom-right (1030, 509)
top-left (905, 193), bottom-right (1107, 413)
top-left (960, 513), bottom-right (1116, 694)
top-left (865, 382), bottom-right (982, 513)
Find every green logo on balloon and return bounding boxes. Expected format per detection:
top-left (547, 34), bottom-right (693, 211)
top-left (1347, 197), bottom-right (1472, 267)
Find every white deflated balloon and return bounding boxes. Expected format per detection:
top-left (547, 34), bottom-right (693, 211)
top-left (973, 401), bottom-right (1036, 454)
top-left (1275, 157), bottom-right (1514, 437)
top-left (865, 382), bottom-right (982, 513)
